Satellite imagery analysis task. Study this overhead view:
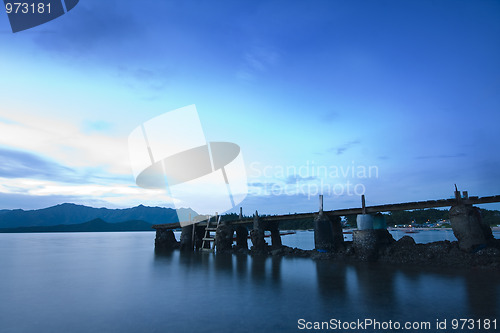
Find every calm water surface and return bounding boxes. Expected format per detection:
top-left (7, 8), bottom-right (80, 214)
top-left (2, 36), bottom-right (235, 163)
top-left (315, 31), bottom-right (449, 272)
top-left (0, 231), bottom-right (499, 333)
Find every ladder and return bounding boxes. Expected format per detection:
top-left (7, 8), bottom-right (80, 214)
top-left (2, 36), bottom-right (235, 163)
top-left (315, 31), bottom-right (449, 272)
top-left (201, 214), bottom-right (220, 252)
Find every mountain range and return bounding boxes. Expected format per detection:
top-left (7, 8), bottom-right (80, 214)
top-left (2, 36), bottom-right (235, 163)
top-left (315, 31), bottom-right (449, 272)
top-left (0, 203), bottom-right (197, 229)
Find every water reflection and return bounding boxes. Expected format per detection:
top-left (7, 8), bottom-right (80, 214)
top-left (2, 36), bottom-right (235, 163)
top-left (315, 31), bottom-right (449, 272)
top-left (354, 264), bottom-right (397, 312)
top-left (153, 250), bottom-right (500, 322)
top-left (465, 271), bottom-right (499, 318)
top-left (315, 261), bottom-right (348, 303)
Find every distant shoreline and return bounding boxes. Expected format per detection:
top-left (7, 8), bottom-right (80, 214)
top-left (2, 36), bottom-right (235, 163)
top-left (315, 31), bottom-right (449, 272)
top-left (0, 218), bottom-right (156, 233)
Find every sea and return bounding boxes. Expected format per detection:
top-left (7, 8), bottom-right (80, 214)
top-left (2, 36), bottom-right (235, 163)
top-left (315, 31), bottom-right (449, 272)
top-left (0, 230), bottom-right (499, 333)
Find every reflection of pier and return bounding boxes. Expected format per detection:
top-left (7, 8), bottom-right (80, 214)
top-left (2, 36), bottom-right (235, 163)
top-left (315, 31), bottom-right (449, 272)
top-left (153, 251), bottom-right (500, 319)
top-left (153, 188), bottom-right (500, 254)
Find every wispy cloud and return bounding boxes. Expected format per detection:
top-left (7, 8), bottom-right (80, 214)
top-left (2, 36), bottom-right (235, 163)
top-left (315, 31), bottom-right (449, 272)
top-left (319, 111), bottom-right (340, 123)
top-left (248, 182), bottom-right (276, 188)
top-left (329, 140), bottom-right (361, 155)
top-left (285, 175), bottom-right (317, 184)
top-left (33, 1), bottom-right (141, 57)
top-left (0, 176), bottom-right (175, 209)
top-left (0, 110), bottom-right (157, 208)
top-left (115, 66), bottom-right (171, 91)
top-left (415, 153), bottom-right (466, 160)
top-left (0, 111), bottom-right (131, 175)
top-left (237, 45), bottom-right (280, 81)
top-left (0, 148), bottom-right (77, 181)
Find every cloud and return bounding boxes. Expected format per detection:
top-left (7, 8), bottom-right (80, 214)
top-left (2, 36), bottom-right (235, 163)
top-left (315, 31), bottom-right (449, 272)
top-left (0, 176), bottom-right (176, 209)
top-left (329, 140), bottom-right (361, 155)
top-left (0, 192), bottom-right (107, 210)
top-left (248, 182), bottom-right (276, 188)
top-left (82, 120), bottom-right (113, 134)
top-left (285, 175), bottom-right (317, 184)
top-left (320, 111), bottom-right (340, 123)
top-left (115, 66), bottom-right (171, 91)
top-left (0, 148), bottom-right (77, 181)
top-left (0, 111), bottom-right (131, 175)
top-left (237, 45), bottom-right (280, 81)
top-left (415, 153), bottom-right (466, 160)
top-left (32, 1), bottom-right (141, 57)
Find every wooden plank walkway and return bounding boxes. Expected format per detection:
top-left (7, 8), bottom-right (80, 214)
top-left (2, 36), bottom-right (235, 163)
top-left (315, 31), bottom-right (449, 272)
top-left (152, 194), bottom-right (500, 230)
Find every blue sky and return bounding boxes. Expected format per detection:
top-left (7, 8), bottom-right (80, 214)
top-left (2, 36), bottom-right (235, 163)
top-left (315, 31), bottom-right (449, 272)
top-left (0, 0), bottom-right (499, 214)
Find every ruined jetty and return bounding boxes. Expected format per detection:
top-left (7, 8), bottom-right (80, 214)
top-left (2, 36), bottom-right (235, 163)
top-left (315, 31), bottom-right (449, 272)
top-left (153, 188), bottom-right (500, 269)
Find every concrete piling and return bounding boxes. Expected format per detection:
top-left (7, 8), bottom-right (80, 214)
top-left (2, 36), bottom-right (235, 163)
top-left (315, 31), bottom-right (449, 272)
top-left (155, 229), bottom-right (179, 250)
top-left (250, 211), bottom-right (267, 252)
top-left (235, 225), bottom-right (248, 251)
top-left (193, 225), bottom-right (205, 250)
top-left (314, 195), bottom-right (343, 252)
top-left (450, 204), bottom-right (491, 251)
top-left (152, 188), bottom-right (498, 260)
top-left (352, 196), bottom-right (394, 260)
top-left (180, 224), bottom-right (194, 251)
top-left (215, 222), bottom-right (234, 253)
top-left (269, 223), bottom-right (282, 249)
top-left (450, 186), bottom-right (493, 251)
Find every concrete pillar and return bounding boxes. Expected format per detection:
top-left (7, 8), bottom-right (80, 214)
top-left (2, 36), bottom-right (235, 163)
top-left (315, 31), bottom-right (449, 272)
top-left (215, 223), bottom-right (234, 253)
top-left (235, 225), bottom-right (248, 250)
top-left (314, 212), bottom-right (335, 252)
top-left (353, 210), bottom-right (394, 260)
top-left (250, 211), bottom-right (266, 252)
top-left (450, 204), bottom-right (491, 251)
top-left (373, 213), bottom-right (387, 229)
top-left (180, 224), bottom-right (194, 251)
top-left (314, 213), bottom-right (344, 252)
top-left (357, 214), bottom-right (373, 230)
top-left (330, 215), bottom-right (345, 249)
top-left (352, 229), bottom-right (378, 261)
top-left (314, 195), bottom-right (341, 252)
top-left (193, 225), bottom-right (205, 251)
top-left (474, 206), bottom-right (494, 241)
top-left (154, 228), bottom-right (179, 250)
top-left (269, 222), bottom-right (282, 249)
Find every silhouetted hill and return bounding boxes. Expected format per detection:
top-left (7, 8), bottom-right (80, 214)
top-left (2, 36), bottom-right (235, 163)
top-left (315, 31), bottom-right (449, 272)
top-left (0, 218), bottom-right (155, 233)
top-left (0, 203), bottom-right (197, 228)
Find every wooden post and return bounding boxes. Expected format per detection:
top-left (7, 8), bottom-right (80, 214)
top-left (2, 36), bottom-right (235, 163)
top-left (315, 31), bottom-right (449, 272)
top-left (239, 207), bottom-right (243, 220)
top-left (319, 194), bottom-right (323, 213)
top-left (191, 219), bottom-right (195, 247)
top-left (361, 195), bottom-right (366, 214)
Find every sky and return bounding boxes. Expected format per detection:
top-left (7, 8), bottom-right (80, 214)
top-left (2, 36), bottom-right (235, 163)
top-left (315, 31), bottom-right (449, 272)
top-left (0, 0), bottom-right (499, 215)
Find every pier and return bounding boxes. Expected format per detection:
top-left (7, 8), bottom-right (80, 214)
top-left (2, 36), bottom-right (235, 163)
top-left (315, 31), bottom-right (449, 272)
top-left (153, 188), bottom-right (500, 258)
